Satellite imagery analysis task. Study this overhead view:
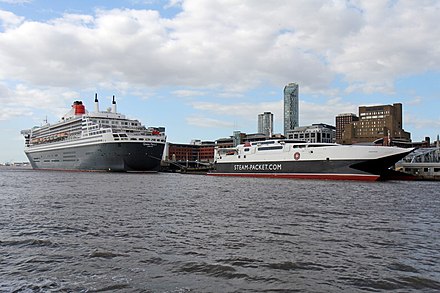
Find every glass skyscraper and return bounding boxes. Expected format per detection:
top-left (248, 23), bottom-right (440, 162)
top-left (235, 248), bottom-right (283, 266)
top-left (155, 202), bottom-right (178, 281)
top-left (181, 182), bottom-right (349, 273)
top-left (258, 112), bottom-right (273, 137)
top-left (284, 82), bottom-right (299, 136)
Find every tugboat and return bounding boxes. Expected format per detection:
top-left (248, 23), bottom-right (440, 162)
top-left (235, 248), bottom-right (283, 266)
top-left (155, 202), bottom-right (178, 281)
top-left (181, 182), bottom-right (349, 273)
top-left (21, 94), bottom-right (166, 172)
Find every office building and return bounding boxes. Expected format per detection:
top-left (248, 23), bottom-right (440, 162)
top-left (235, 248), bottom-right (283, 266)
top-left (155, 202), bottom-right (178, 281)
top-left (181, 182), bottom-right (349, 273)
top-left (336, 113), bottom-right (359, 144)
top-left (258, 112), bottom-right (274, 137)
top-left (284, 82), bottom-right (299, 136)
top-left (286, 123), bottom-right (336, 143)
top-left (341, 103), bottom-right (411, 144)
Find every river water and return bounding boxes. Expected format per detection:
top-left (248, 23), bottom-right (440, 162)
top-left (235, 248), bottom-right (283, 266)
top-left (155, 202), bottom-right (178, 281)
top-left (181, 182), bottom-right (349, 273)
top-left (1, 168), bottom-right (440, 292)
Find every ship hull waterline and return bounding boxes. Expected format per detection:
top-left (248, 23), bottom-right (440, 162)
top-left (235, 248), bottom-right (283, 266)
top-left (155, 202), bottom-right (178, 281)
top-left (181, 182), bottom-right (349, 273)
top-left (25, 142), bottom-right (165, 172)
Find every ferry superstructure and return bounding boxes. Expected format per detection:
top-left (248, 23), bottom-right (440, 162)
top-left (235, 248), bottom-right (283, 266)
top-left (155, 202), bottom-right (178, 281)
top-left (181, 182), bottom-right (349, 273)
top-left (21, 95), bottom-right (166, 172)
top-left (210, 140), bottom-right (414, 181)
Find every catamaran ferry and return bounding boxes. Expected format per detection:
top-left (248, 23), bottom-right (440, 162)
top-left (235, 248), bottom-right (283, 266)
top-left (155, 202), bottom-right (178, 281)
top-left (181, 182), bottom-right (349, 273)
top-left (210, 140), bottom-right (414, 181)
top-left (21, 95), bottom-right (166, 172)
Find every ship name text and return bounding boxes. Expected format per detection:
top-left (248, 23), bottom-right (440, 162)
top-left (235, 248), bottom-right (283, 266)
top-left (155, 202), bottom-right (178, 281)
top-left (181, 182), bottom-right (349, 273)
top-left (233, 163), bottom-right (282, 171)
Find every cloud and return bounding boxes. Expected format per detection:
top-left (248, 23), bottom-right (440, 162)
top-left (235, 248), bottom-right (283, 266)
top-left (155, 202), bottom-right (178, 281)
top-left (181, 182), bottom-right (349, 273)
top-left (191, 100), bottom-right (283, 121)
top-left (190, 97), bottom-right (357, 128)
top-left (186, 116), bottom-right (233, 128)
top-left (0, 9), bottom-right (24, 29)
top-left (299, 97), bottom-right (357, 126)
top-left (0, 0), bottom-right (32, 3)
top-left (0, 82), bottom-right (79, 120)
top-left (0, 107), bottom-right (33, 120)
top-left (405, 113), bottom-right (440, 130)
top-left (0, 1), bottom-right (370, 93)
top-left (172, 89), bottom-right (206, 97)
top-left (0, 0), bottom-right (438, 120)
top-left (406, 96), bottom-right (423, 105)
top-left (332, 1), bottom-right (440, 92)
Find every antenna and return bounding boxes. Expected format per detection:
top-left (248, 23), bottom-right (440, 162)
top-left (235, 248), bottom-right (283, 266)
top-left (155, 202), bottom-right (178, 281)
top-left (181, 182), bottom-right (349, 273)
top-left (94, 93), bottom-right (99, 112)
top-left (111, 95), bottom-right (117, 113)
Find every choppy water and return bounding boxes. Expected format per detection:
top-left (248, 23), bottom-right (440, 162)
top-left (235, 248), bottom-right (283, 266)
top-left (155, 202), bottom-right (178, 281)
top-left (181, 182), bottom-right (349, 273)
top-left (1, 168), bottom-right (440, 293)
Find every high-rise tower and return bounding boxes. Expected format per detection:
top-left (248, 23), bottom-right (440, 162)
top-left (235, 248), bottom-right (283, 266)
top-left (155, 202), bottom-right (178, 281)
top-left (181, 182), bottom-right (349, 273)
top-left (283, 82), bottom-right (299, 136)
top-left (258, 112), bottom-right (273, 137)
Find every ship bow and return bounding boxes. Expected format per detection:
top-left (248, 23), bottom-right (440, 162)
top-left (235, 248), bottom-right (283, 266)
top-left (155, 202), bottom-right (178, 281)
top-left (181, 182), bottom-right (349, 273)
top-left (350, 148), bottom-right (414, 177)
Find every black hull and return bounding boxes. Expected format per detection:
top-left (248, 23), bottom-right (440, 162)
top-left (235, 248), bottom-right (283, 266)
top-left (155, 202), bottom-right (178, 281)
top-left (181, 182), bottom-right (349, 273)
top-left (25, 142), bottom-right (165, 172)
top-left (210, 152), bottom-right (411, 181)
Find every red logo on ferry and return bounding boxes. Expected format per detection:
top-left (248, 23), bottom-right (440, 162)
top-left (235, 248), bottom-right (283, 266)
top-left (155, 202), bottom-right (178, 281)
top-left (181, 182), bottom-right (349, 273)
top-left (294, 152), bottom-right (300, 160)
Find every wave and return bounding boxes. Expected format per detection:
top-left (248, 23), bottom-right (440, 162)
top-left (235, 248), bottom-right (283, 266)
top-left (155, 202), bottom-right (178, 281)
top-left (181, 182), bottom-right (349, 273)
top-left (175, 261), bottom-right (249, 279)
top-left (0, 238), bottom-right (57, 248)
top-left (88, 250), bottom-right (127, 258)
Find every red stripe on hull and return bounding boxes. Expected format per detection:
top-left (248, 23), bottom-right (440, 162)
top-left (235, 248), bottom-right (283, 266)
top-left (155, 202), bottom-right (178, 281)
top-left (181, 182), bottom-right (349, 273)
top-left (30, 168), bottom-right (158, 173)
top-left (207, 173), bottom-right (380, 181)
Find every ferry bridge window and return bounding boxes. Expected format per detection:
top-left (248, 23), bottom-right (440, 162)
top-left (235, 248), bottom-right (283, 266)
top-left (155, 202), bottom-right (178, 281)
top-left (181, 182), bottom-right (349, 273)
top-left (258, 146), bottom-right (283, 151)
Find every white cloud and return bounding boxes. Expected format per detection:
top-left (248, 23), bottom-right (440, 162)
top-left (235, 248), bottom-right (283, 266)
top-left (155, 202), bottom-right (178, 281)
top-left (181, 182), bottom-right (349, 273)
top-left (190, 97), bottom-right (357, 128)
top-left (0, 0), bottom-right (438, 120)
top-left (172, 89), bottom-right (206, 97)
top-left (0, 0), bottom-right (32, 3)
top-left (0, 9), bottom-right (24, 29)
top-left (405, 113), bottom-right (440, 130)
top-left (0, 1), bottom-right (365, 92)
top-left (0, 82), bottom-right (79, 120)
top-left (191, 100), bottom-right (283, 121)
top-left (0, 107), bottom-right (32, 120)
top-left (332, 1), bottom-right (440, 91)
top-left (407, 96), bottom-right (423, 105)
top-left (300, 98), bottom-right (357, 126)
top-left (186, 116), bottom-right (233, 128)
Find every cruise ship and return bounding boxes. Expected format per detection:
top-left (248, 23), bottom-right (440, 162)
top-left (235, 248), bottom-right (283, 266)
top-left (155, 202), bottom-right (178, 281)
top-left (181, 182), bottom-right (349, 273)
top-left (21, 95), bottom-right (166, 172)
top-left (209, 140), bottom-right (414, 181)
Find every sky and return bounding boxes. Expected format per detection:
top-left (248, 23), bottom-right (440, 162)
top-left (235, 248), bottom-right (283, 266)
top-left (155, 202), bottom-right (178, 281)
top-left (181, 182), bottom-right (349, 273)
top-left (0, 0), bottom-right (439, 163)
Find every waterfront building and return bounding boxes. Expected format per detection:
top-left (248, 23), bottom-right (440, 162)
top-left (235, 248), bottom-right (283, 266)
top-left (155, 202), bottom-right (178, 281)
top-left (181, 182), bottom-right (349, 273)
top-left (216, 131), bottom-right (271, 148)
top-left (336, 113), bottom-right (359, 144)
top-left (244, 133), bottom-right (268, 143)
top-left (283, 82), bottom-right (299, 136)
top-left (258, 112), bottom-right (274, 137)
top-left (286, 123), bottom-right (336, 143)
top-left (341, 103), bottom-right (411, 144)
top-left (167, 141), bottom-right (215, 163)
top-left (216, 137), bottom-right (234, 149)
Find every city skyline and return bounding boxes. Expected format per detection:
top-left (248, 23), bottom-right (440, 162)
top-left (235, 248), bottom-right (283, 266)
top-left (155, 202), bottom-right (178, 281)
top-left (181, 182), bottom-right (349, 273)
top-left (0, 1), bottom-right (439, 162)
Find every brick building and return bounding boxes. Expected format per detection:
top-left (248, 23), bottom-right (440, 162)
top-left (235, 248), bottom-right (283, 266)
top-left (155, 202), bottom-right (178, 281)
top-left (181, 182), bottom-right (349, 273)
top-left (336, 113), bottom-right (359, 144)
top-left (167, 141), bottom-right (215, 163)
top-left (339, 103), bottom-right (411, 144)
